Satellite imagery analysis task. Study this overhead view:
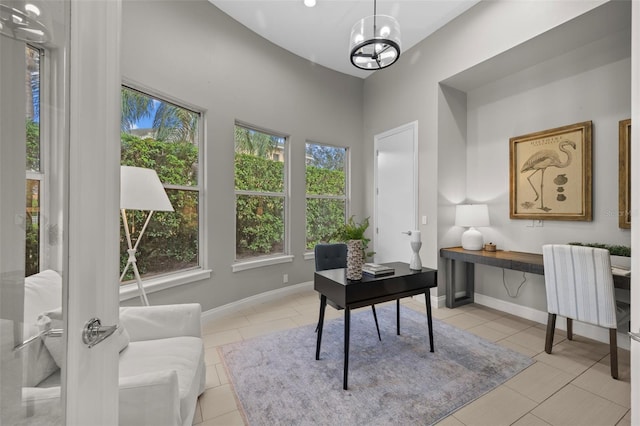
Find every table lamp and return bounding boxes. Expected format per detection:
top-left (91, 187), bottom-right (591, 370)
top-left (120, 166), bottom-right (174, 305)
top-left (455, 204), bottom-right (490, 251)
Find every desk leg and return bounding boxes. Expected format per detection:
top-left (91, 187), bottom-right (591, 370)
top-left (445, 259), bottom-right (475, 308)
top-left (315, 295), bottom-right (327, 360)
top-left (343, 307), bottom-right (350, 390)
top-left (396, 299), bottom-right (400, 335)
top-left (445, 259), bottom-right (455, 308)
top-left (425, 289), bottom-right (434, 352)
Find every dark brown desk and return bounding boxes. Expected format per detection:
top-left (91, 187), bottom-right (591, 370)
top-left (314, 262), bottom-right (437, 390)
top-left (440, 247), bottom-right (630, 308)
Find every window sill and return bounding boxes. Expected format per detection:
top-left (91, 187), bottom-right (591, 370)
top-left (303, 252), bottom-right (314, 261)
top-left (119, 268), bottom-right (211, 302)
top-left (232, 255), bottom-right (294, 272)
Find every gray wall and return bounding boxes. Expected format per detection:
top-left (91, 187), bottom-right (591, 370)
top-left (121, 0), bottom-right (364, 309)
top-left (121, 0), bottom-right (632, 314)
top-left (363, 0), bottom-right (631, 311)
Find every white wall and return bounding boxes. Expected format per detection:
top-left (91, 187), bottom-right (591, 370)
top-left (364, 0), bottom-right (630, 310)
top-left (120, 0), bottom-right (364, 309)
top-left (465, 41), bottom-right (631, 310)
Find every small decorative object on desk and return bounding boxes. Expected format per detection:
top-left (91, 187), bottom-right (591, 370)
top-left (346, 239), bottom-right (364, 280)
top-left (484, 242), bottom-right (497, 252)
top-left (362, 263), bottom-right (395, 276)
top-left (409, 230), bottom-right (422, 270)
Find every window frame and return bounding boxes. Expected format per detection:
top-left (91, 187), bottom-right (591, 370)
top-left (25, 44), bottom-right (47, 274)
top-left (119, 82), bottom-right (210, 298)
top-left (304, 141), bottom-right (350, 257)
top-left (232, 121), bottom-right (291, 271)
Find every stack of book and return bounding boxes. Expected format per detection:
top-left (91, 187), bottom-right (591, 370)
top-left (362, 263), bottom-right (395, 277)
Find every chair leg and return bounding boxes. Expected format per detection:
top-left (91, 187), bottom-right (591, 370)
top-left (371, 305), bottom-right (381, 341)
top-left (609, 328), bottom-right (619, 380)
top-left (566, 317), bottom-right (573, 340)
top-left (545, 313), bottom-right (556, 354)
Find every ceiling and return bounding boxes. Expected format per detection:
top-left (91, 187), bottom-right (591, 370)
top-left (208, 0), bottom-right (480, 79)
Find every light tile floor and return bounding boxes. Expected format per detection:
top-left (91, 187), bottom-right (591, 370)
top-left (193, 288), bottom-right (631, 426)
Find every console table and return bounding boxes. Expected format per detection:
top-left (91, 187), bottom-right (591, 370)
top-left (440, 247), bottom-right (630, 308)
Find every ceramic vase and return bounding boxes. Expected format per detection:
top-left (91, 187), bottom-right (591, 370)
top-left (346, 239), bottom-right (364, 280)
top-left (410, 241), bottom-right (422, 270)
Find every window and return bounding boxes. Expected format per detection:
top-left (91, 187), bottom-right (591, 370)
top-left (25, 45), bottom-right (42, 276)
top-left (120, 86), bottom-right (202, 281)
top-left (234, 123), bottom-right (288, 260)
top-left (305, 142), bottom-right (348, 250)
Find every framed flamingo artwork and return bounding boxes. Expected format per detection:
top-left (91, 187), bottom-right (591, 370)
top-left (509, 121), bottom-right (592, 221)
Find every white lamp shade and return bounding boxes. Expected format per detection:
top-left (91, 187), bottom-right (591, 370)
top-left (120, 166), bottom-right (174, 212)
top-left (455, 204), bottom-right (490, 228)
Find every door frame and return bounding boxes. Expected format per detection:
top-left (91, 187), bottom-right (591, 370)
top-left (65, 0), bottom-right (122, 423)
top-left (629, 1), bottom-right (639, 423)
top-left (373, 121), bottom-right (419, 260)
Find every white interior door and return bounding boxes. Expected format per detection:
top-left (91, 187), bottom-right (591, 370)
top-left (373, 121), bottom-right (418, 264)
top-left (0, 1), bottom-right (121, 424)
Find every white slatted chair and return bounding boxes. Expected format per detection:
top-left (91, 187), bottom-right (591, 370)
top-left (542, 244), bottom-right (623, 379)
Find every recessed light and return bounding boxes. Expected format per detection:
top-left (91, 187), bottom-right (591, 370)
top-left (304, 0), bottom-right (316, 8)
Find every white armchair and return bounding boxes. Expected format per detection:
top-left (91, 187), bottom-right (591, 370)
top-left (119, 304), bottom-right (206, 426)
top-left (22, 270), bottom-right (206, 426)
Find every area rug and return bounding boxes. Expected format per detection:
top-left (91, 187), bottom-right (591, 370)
top-left (219, 305), bottom-right (534, 426)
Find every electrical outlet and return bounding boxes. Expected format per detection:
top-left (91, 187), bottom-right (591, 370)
top-left (283, 274), bottom-right (288, 284)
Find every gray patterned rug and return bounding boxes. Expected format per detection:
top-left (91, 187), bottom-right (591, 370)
top-left (220, 304), bottom-right (534, 426)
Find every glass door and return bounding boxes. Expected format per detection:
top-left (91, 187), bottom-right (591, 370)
top-left (0, 1), bottom-right (121, 423)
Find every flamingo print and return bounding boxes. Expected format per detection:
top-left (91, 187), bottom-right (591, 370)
top-left (520, 140), bottom-right (576, 211)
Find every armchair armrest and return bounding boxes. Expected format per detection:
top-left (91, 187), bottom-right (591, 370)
top-left (119, 304), bottom-right (202, 342)
top-left (119, 370), bottom-right (181, 426)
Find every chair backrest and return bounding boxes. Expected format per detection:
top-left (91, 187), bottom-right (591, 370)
top-left (542, 244), bottom-right (617, 328)
top-left (314, 243), bottom-right (347, 271)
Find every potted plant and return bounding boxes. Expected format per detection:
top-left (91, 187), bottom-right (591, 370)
top-left (568, 242), bottom-right (631, 269)
top-left (332, 216), bottom-right (372, 280)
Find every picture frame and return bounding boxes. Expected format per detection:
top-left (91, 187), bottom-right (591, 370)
top-left (618, 118), bottom-right (631, 229)
top-left (509, 121), bottom-right (592, 221)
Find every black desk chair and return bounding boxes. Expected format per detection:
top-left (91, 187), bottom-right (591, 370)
top-left (314, 243), bottom-right (381, 341)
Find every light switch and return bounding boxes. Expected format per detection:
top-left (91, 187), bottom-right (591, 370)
top-left (421, 215), bottom-right (427, 225)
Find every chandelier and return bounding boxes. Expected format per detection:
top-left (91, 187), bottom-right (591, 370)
top-left (349, 0), bottom-right (401, 70)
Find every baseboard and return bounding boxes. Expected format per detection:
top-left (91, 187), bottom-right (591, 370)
top-left (202, 282), bottom-right (445, 321)
top-left (474, 293), bottom-right (630, 351)
top-left (409, 291), bottom-right (444, 308)
top-left (201, 281), bottom-right (313, 323)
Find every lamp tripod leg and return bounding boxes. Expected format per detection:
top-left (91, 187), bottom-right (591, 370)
top-left (131, 260), bottom-right (149, 306)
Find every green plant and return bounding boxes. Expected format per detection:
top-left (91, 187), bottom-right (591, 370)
top-left (332, 216), bottom-right (374, 259)
top-left (568, 242), bottom-right (630, 257)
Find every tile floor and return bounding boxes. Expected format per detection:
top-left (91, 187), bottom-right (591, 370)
top-left (192, 288), bottom-right (631, 426)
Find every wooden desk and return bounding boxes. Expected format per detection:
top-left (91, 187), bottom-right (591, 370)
top-left (440, 247), bottom-right (630, 308)
top-left (314, 262), bottom-right (437, 389)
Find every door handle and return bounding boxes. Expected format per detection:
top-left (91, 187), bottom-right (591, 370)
top-left (13, 328), bottom-right (64, 352)
top-left (629, 331), bottom-right (640, 343)
top-left (402, 230), bottom-right (412, 236)
top-left (82, 318), bottom-right (118, 348)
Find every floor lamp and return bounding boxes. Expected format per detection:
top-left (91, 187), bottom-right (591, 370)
top-left (120, 166), bottom-right (174, 305)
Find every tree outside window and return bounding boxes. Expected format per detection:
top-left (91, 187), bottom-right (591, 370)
top-left (305, 143), bottom-right (348, 250)
top-left (234, 124), bottom-right (287, 260)
top-left (120, 86), bottom-right (201, 281)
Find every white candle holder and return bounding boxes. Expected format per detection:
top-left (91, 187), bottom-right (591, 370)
top-left (410, 240), bottom-right (422, 270)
